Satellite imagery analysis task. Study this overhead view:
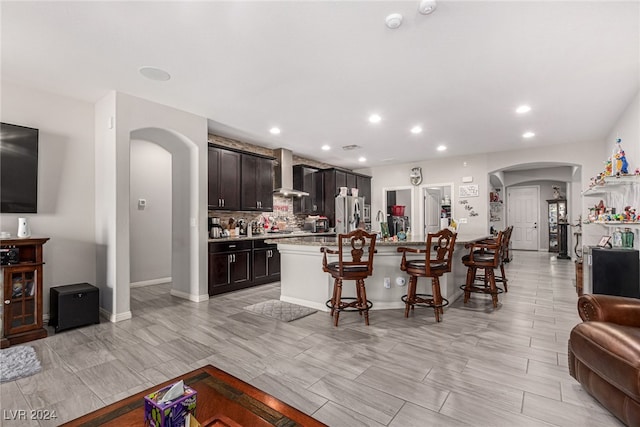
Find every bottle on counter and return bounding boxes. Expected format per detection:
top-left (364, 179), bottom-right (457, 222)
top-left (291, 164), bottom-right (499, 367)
top-left (623, 228), bottom-right (634, 248)
top-left (612, 228), bottom-right (623, 248)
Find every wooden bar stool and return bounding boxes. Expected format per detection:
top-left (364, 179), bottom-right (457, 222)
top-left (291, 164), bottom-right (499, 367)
top-left (397, 229), bottom-right (457, 322)
top-left (461, 232), bottom-right (504, 308)
top-left (474, 225), bottom-right (513, 292)
top-left (321, 229), bottom-right (376, 326)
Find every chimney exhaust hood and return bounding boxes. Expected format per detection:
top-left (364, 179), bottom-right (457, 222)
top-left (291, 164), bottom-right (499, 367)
top-left (273, 148), bottom-right (309, 197)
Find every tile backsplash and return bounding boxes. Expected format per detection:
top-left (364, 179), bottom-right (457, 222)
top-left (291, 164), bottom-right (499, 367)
top-left (209, 195), bottom-right (306, 231)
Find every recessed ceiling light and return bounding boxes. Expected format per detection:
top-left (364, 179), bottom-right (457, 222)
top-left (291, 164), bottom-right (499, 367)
top-left (368, 114), bottom-right (382, 124)
top-left (522, 131), bottom-right (535, 138)
top-left (321, 144), bottom-right (331, 151)
top-left (385, 13), bottom-right (403, 29)
top-left (358, 157), bottom-right (367, 162)
top-left (516, 105), bottom-right (531, 114)
top-left (437, 145), bottom-right (447, 152)
top-left (139, 66), bottom-right (171, 81)
top-left (270, 127), bottom-right (281, 135)
top-left (418, 0), bottom-right (437, 15)
top-left (410, 126), bottom-right (423, 134)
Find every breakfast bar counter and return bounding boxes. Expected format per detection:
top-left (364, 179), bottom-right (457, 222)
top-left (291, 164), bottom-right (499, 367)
top-left (268, 233), bottom-right (490, 312)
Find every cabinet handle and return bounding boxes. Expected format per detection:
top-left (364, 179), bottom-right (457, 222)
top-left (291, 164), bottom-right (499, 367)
top-left (222, 198), bottom-right (225, 207)
top-left (218, 198), bottom-right (222, 207)
top-left (229, 244), bottom-right (236, 248)
top-left (233, 254), bottom-right (236, 262)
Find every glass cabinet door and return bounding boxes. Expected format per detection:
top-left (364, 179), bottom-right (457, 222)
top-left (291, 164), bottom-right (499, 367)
top-left (549, 203), bottom-right (558, 233)
top-left (4, 266), bottom-right (39, 334)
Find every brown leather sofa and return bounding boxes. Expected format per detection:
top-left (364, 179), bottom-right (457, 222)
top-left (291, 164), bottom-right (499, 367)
top-left (568, 294), bottom-right (640, 426)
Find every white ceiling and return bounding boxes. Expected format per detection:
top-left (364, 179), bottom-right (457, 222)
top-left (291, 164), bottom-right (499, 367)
top-left (2, 1), bottom-right (638, 169)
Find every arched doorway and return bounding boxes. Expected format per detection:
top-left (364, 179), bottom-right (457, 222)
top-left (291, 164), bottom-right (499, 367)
top-left (129, 127), bottom-right (205, 305)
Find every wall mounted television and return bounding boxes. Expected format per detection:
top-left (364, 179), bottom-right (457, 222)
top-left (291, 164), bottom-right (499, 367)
top-left (1, 122), bottom-right (39, 213)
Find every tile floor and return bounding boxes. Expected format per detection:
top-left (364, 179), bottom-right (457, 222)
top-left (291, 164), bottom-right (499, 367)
top-left (0, 251), bottom-right (625, 426)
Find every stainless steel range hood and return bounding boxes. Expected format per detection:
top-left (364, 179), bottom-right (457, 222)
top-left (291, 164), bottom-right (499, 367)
top-left (273, 148), bottom-right (309, 197)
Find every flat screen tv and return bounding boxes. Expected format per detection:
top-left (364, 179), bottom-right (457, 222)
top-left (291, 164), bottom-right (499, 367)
top-left (1, 122), bottom-right (39, 213)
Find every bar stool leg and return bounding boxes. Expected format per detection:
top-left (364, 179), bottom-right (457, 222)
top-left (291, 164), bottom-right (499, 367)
top-left (405, 276), bottom-right (417, 317)
top-left (487, 268), bottom-right (498, 308)
top-left (432, 276), bottom-right (443, 322)
top-left (464, 266), bottom-right (475, 303)
top-left (330, 278), bottom-right (339, 316)
top-left (358, 279), bottom-right (370, 325)
top-left (500, 263), bottom-right (508, 292)
top-left (333, 278), bottom-right (343, 326)
top-left (356, 279), bottom-right (363, 317)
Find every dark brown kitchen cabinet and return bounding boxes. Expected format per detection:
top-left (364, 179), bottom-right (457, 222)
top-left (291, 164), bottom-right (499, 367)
top-left (321, 168), bottom-right (372, 227)
top-left (293, 165), bottom-right (323, 214)
top-left (208, 145), bottom-right (241, 210)
top-left (241, 154), bottom-right (274, 211)
top-left (356, 175), bottom-right (372, 204)
top-left (208, 241), bottom-right (252, 295)
top-left (1, 237), bottom-right (49, 348)
top-left (253, 241), bottom-right (280, 284)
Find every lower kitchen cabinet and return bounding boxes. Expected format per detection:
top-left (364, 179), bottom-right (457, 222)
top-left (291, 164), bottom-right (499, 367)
top-left (208, 241), bottom-right (252, 295)
top-left (208, 239), bottom-right (281, 295)
top-left (253, 241), bottom-right (281, 284)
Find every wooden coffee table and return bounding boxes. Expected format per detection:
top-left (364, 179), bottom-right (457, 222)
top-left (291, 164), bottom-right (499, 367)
top-left (61, 365), bottom-right (326, 426)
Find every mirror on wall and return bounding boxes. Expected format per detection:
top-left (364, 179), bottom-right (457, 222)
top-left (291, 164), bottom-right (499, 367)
top-left (383, 187), bottom-right (413, 237)
top-left (422, 183), bottom-right (453, 234)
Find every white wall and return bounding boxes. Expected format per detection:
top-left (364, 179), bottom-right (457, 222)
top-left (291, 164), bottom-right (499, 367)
top-left (606, 90), bottom-right (639, 171)
top-left (95, 91), bottom-right (208, 321)
top-left (130, 140), bottom-right (171, 284)
top-left (359, 153), bottom-right (491, 236)
top-left (1, 81), bottom-right (96, 316)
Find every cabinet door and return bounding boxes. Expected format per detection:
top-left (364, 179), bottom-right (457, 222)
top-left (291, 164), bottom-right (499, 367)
top-left (208, 147), bottom-right (221, 208)
top-left (336, 170), bottom-right (347, 191)
top-left (219, 150), bottom-right (241, 210)
top-left (208, 253), bottom-right (230, 293)
top-left (229, 250), bottom-right (251, 284)
top-left (346, 173), bottom-right (357, 193)
top-left (356, 175), bottom-right (371, 204)
top-left (253, 248), bottom-right (269, 281)
top-left (268, 247), bottom-right (281, 278)
top-left (3, 265), bottom-right (42, 335)
top-left (241, 154), bottom-right (258, 210)
top-left (257, 157), bottom-right (274, 211)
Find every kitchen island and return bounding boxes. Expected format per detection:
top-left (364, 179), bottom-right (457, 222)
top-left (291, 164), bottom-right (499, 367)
top-left (268, 233), bottom-right (490, 312)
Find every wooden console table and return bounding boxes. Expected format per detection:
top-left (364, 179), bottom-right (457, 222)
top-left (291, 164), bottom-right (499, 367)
top-left (62, 365), bottom-right (326, 426)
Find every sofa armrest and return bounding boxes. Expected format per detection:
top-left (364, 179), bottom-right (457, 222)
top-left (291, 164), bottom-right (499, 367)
top-left (578, 294), bottom-right (640, 326)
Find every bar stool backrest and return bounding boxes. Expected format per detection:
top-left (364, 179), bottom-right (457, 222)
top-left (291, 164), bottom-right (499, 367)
top-left (337, 229), bottom-right (377, 277)
top-left (425, 229), bottom-right (457, 276)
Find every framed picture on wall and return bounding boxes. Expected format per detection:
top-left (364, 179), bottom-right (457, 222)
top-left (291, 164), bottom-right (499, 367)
top-left (598, 235), bottom-right (611, 247)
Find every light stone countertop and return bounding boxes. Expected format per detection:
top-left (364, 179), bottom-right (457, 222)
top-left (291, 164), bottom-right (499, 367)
top-left (266, 233), bottom-right (491, 246)
top-left (208, 231), bottom-right (335, 243)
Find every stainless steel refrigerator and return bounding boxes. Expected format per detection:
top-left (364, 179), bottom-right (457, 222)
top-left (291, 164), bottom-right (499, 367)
top-left (335, 196), bottom-right (365, 234)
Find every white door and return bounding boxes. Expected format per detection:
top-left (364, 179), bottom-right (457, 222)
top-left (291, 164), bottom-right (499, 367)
top-left (508, 186), bottom-right (539, 250)
top-left (424, 189), bottom-right (441, 234)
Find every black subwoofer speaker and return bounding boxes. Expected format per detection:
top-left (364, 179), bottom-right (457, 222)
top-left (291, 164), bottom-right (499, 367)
top-left (592, 248), bottom-right (640, 298)
top-left (49, 283), bottom-right (100, 332)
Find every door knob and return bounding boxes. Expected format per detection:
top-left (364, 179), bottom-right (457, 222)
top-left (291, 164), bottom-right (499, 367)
top-left (4, 300), bottom-right (10, 305)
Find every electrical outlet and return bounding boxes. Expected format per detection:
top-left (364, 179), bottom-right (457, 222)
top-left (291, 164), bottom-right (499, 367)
top-left (458, 218), bottom-right (468, 223)
top-left (384, 277), bottom-right (391, 289)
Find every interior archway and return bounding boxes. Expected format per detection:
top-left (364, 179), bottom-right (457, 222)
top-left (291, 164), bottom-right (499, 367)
top-left (129, 127), bottom-right (205, 304)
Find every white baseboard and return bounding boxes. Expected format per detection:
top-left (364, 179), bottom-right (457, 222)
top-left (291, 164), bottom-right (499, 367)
top-left (170, 288), bottom-right (209, 302)
top-left (99, 307), bottom-right (132, 323)
top-left (280, 296), bottom-right (329, 312)
top-left (130, 277), bottom-right (172, 288)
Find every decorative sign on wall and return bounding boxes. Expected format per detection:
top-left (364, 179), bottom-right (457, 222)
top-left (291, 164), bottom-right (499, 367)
top-left (459, 184), bottom-right (479, 198)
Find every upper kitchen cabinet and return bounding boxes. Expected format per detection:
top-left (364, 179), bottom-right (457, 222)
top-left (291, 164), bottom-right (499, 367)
top-left (320, 168), bottom-right (372, 226)
top-left (293, 165), bottom-right (323, 214)
top-left (241, 153), bottom-right (274, 211)
top-left (208, 145), bottom-right (241, 210)
top-left (356, 175), bottom-right (372, 204)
